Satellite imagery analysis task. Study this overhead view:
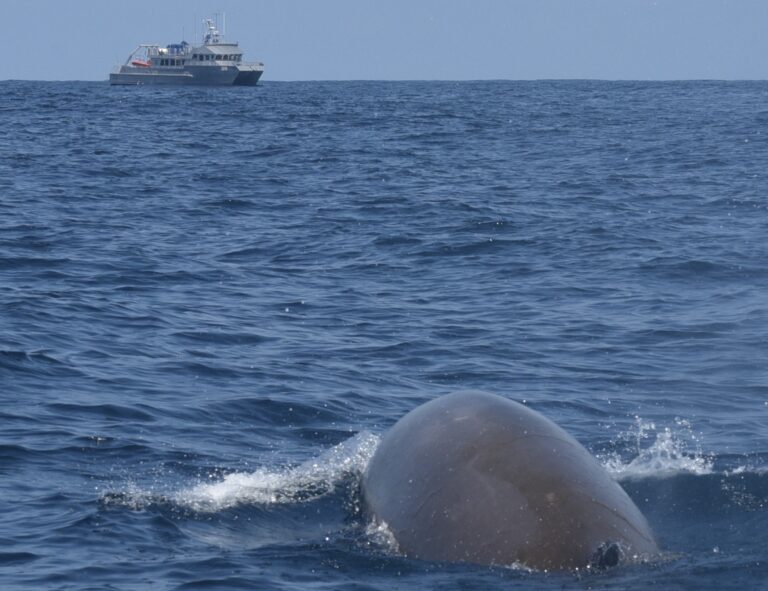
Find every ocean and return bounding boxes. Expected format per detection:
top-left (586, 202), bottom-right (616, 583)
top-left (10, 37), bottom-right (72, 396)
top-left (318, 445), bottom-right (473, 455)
top-left (1, 79), bottom-right (767, 590)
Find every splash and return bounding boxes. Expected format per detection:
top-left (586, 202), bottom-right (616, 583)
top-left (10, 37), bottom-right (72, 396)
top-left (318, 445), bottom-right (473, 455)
top-left (601, 417), bottom-right (714, 480)
top-left (726, 464), bottom-right (768, 476)
top-left (363, 520), bottom-right (400, 554)
top-left (180, 431), bottom-right (379, 511)
top-left (104, 431), bottom-right (380, 512)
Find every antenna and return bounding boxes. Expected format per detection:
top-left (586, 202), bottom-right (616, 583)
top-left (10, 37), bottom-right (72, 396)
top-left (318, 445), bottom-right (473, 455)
top-left (223, 12), bottom-right (226, 37)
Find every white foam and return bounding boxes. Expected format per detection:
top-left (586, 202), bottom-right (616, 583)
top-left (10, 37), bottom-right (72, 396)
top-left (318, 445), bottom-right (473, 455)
top-left (601, 417), bottom-right (714, 480)
top-left (724, 463), bottom-right (768, 476)
top-left (105, 431), bottom-right (380, 512)
top-left (178, 431), bottom-right (380, 512)
top-left (363, 520), bottom-right (400, 554)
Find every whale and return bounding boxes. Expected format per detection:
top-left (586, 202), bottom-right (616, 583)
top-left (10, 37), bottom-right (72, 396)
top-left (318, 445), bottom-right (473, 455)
top-left (362, 391), bottom-right (658, 571)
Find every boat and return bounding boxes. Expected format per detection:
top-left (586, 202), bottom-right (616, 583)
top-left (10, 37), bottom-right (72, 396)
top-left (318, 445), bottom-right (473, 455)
top-left (109, 18), bottom-right (264, 86)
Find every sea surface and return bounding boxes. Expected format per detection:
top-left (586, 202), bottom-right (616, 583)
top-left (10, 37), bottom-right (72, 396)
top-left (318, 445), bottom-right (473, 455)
top-left (1, 79), bottom-right (768, 590)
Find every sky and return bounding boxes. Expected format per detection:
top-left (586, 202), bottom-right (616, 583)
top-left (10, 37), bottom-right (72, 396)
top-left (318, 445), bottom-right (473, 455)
top-left (4, 0), bottom-right (768, 81)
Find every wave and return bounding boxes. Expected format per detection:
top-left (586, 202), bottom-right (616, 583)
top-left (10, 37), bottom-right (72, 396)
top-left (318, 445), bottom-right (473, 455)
top-left (0, 552), bottom-right (40, 566)
top-left (0, 349), bottom-right (84, 378)
top-left (102, 431), bottom-right (379, 513)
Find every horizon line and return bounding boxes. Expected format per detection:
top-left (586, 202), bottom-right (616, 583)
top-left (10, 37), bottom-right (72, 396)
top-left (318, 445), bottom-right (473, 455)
top-left (3, 77), bottom-right (768, 84)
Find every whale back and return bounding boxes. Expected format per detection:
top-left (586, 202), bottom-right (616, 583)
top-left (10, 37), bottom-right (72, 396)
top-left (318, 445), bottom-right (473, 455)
top-left (362, 391), bottom-right (657, 570)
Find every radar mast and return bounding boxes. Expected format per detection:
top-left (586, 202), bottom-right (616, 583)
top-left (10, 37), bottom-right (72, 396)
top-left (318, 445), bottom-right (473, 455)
top-left (202, 18), bottom-right (221, 44)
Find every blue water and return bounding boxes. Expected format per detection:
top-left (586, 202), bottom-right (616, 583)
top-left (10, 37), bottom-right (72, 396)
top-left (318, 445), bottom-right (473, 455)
top-left (2, 80), bottom-right (768, 590)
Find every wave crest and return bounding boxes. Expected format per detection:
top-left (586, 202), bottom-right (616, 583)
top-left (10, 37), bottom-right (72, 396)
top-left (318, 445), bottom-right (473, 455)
top-left (104, 431), bottom-right (380, 512)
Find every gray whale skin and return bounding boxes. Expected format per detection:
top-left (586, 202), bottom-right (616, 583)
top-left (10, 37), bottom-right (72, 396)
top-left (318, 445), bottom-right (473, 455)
top-left (362, 391), bottom-right (658, 571)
